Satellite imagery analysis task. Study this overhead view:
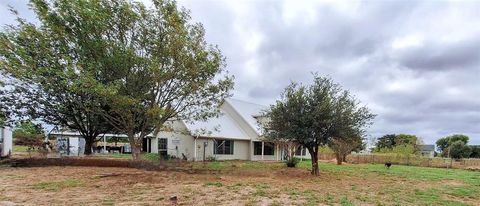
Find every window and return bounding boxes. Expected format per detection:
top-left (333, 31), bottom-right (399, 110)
top-left (254, 141), bottom-right (275, 155)
top-left (295, 146), bottom-right (307, 156)
top-left (254, 142), bottom-right (262, 155)
top-left (214, 140), bottom-right (234, 155)
top-left (264, 142), bottom-right (274, 155)
top-left (158, 138), bottom-right (168, 158)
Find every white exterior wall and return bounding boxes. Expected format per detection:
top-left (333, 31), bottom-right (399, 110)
top-left (152, 131), bottom-right (195, 160)
top-left (193, 138), bottom-right (250, 161)
top-left (0, 127), bottom-right (13, 157)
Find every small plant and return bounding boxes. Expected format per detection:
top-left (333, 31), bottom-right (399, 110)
top-left (285, 157), bottom-right (300, 167)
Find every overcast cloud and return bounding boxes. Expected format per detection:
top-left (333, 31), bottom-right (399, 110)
top-left (1, 0), bottom-right (479, 144)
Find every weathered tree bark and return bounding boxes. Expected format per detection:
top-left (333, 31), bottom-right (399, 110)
top-left (336, 153), bottom-right (343, 165)
top-left (308, 146), bottom-right (320, 175)
top-left (131, 143), bottom-right (142, 161)
top-left (84, 137), bottom-right (94, 155)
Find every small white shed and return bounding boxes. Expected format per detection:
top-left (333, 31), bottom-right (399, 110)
top-left (0, 127), bottom-right (13, 158)
top-left (56, 137), bottom-right (86, 156)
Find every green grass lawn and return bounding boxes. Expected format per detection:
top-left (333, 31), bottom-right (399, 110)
top-left (311, 162), bottom-right (479, 205)
top-left (192, 160), bottom-right (480, 205)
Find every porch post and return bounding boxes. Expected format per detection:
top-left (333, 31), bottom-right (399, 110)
top-left (261, 141), bottom-right (264, 160)
top-left (276, 144), bottom-right (279, 161)
top-left (194, 136), bottom-right (197, 161)
top-left (103, 135), bottom-right (106, 153)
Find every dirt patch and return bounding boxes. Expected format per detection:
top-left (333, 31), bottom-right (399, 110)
top-left (441, 180), bottom-right (465, 186)
top-left (0, 162), bottom-right (478, 206)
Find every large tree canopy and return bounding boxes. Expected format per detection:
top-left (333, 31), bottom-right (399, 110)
top-left (263, 75), bottom-right (374, 175)
top-left (0, 0), bottom-right (118, 154)
top-left (90, 0), bottom-right (234, 160)
top-left (436, 134), bottom-right (469, 153)
top-left (0, 0), bottom-right (233, 159)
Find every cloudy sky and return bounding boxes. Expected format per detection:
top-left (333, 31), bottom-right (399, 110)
top-left (1, 0), bottom-right (479, 144)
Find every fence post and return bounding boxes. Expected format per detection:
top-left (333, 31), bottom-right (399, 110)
top-left (372, 155), bottom-right (375, 164)
top-left (357, 155), bottom-right (360, 164)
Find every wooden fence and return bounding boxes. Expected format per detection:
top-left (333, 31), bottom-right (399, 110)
top-left (318, 153), bottom-right (480, 169)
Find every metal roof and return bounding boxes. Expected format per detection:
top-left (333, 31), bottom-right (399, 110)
top-left (225, 98), bottom-right (268, 135)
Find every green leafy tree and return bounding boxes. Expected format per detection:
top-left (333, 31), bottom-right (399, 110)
top-left (263, 75), bottom-right (374, 175)
top-left (436, 134), bottom-right (469, 154)
top-left (436, 134), bottom-right (471, 158)
top-left (449, 141), bottom-right (472, 159)
top-left (0, 79), bottom-right (8, 127)
top-left (0, 0), bottom-right (117, 154)
top-left (374, 134), bottom-right (418, 152)
top-left (470, 146), bottom-right (480, 158)
top-left (374, 134), bottom-right (396, 151)
top-left (77, 0), bottom-right (233, 160)
top-left (13, 120), bottom-right (44, 138)
top-left (395, 134), bottom-right (418, 147)
top-left (328, 90), bottom-right (373, 165)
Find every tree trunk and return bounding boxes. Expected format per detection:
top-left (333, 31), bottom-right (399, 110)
top-left (336, 153), bottom-right (342, 165)
top-left (308, 146), bottom-right (320, 175)
top-left (131, 142), bottom-right (142, 161)
top-left (84, 138), bottom-right (93, 155)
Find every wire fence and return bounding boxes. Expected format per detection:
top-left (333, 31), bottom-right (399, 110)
top-left (318, 153), bottom-right (480, 169)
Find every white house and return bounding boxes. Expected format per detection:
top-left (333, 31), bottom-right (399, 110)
top-left (0, 127), bottom-right (13, 158)
top-left (49, 98), bottom-right (310, 161)
top-left (151, 98), bottom-right (310, 161)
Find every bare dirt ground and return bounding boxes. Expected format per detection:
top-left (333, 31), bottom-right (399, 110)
top-left (0, 163), bottom-right (462, 206)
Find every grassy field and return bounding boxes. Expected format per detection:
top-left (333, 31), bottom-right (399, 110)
top-left (1, 157), bottom-right (479, 205)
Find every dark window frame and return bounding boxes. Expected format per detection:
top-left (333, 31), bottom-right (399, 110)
top-left (254, 142), bottom-right (262, 155)
top-left (214, 139), bottom-right (234, 155)
top-left (253, 141), bottom-right (275, 156)
top-left (264, 142), bottom-right (275, 155)
top-left (158, 138), bottom-right (168, 158)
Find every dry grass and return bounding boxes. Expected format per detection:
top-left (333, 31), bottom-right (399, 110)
top-left (1, 159), bottom-right (479, 206)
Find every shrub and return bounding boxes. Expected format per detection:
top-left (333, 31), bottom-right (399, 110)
top-left (286, 157), bottom-right (300, 167)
